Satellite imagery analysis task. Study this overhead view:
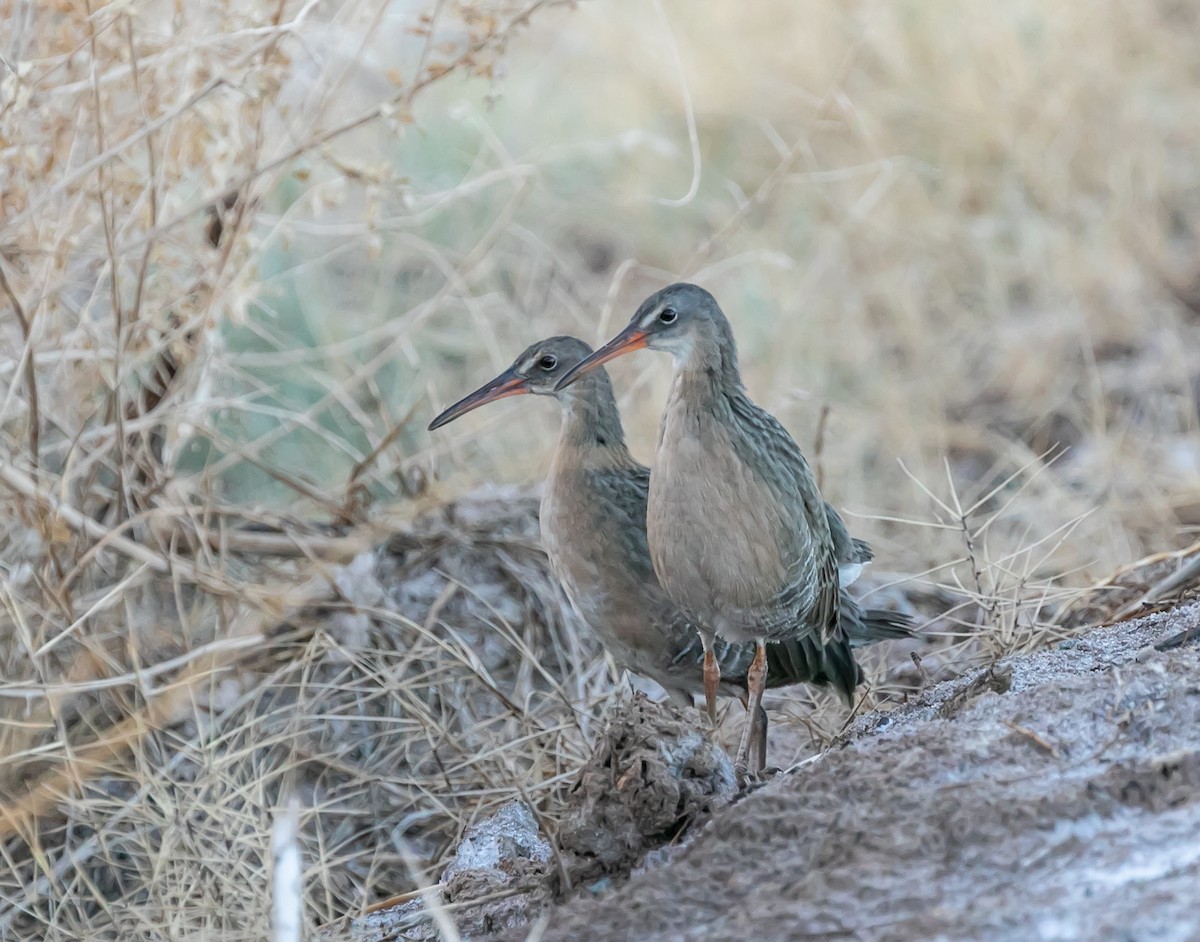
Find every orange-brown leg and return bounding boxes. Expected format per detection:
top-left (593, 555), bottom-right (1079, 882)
top-left (701, 634), bottom-right (720, 723)
top-left (734, 641), bottom-right (768, 784)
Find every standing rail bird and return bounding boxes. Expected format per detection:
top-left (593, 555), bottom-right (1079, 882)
top-left (557, 283), bottom-right (880, 778)
top-left (429, 335), bottom-right (910, 772)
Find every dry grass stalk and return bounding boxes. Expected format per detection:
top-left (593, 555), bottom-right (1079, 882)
top-left (2, 0), bottom-right (1200, 937)
top-left (0, 2), bottom-right (591, 938)
top-left (272, 797), bottom-right (304, 942)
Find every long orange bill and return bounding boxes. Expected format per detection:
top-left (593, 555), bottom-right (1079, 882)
top-left (553, 326), bottom-right (649, 391)
top-left (427, 368), bottom-right (528, 431)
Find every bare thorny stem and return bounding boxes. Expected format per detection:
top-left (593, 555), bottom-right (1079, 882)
top-left (107, 0), bottom-right (553, 260)
top-left (0, 260), bottom-right (38, 476)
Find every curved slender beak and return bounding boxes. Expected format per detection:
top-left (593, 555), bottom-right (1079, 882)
top-left (554, 326), bottom-right (649, 391)
top-left (427, 368), bottom-right (528, 431)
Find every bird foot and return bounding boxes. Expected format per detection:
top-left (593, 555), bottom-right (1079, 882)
top-left (733, 730), bottom-right (762, 789)
top-left (734, 762), bottom-right (763, 791)
top-left (732, 642), bottom-right (768, 786)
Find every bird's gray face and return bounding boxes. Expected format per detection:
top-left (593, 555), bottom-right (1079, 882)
top-left (634, 297), bottom-right (699, 360)
top-left (427, 336), bottom-right (593, 430)
top-left (554, 283), bottom-right (719, 389)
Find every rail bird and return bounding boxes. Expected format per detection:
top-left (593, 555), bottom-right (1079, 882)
top-left (557, 284), bottom-right (882, 777)
top-left (431, 335), bottom-right (909, 772)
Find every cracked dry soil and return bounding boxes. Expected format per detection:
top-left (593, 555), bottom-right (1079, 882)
top-left (528, 603), bottom-right (1200, 942)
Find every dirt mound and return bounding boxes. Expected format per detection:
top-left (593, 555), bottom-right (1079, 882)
top-left (345, 696), bottom-right (734, 940)
top-left (556, 695), bottom-right (736, 889)
top-left (526, 603), bottom-right (1200, 942)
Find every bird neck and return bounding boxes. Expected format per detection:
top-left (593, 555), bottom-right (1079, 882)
top-left (669, 325), bottom-right (744, 410)
top-left (556, 371), bottom-right (632, 461)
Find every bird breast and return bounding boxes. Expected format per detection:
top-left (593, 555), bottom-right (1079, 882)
top-left (539, 480), bottom-right (607, 624)
top-left (539, 462), bottom-right (683, 672)
top-left (648, 400), bottom-right (791, 640)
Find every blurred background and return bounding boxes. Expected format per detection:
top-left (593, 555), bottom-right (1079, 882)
top-left (173, 0), bottom-right (1200, 578)
top-left (2, 0), bottom-right (1199, 936)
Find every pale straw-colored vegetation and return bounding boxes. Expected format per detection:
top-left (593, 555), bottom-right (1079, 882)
top-left (1, 0), bottom-right (1198, 937)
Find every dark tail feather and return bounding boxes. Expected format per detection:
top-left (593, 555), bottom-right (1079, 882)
top-left (763, 635), bottom-right (822, 690)
top-left (764, 634), bottom-right (861, 705)
top-left (728, 592), bottom-right (911, 700)
top-left (847, 607), bottom-right (915, 646)
top-left (840, 584), bottom-right (914, 646)
top-left (816, 593), bottom-right (915, 705)
top-left (849, 537), bottom-right (874, 565)
top-left (820, 636), bottom-right (861, 706)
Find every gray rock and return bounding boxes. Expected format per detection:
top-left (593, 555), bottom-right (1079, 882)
top-left (347, 801), bottom-right (553, 942)
top-left (442, 801), bottom-right (552, 906)
top-left (526, 603), bottom-right (1200, 942)
top-left (557, 695), bottom-right (736, 887)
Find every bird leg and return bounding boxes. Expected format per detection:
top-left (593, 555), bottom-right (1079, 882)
top-left (753, 702), bottom-right (768, 775)
top-left (701, 633), bottom-right (720, 724)
top-left (738, 694), bottom-right (769, 775)
top-left (733, 641), bottom-right (768, 784)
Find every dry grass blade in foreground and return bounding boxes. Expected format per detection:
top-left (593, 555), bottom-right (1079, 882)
top-left (3, 0), bottom-right (1200, 938)
top-left (0, 486), bottom-right (601, 938)
top-left (0, 2), bottom-right (591, 938)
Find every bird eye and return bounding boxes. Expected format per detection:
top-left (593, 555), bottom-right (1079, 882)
top-left (658, 307), bottom-right (678, 324)
top-left (538, 354), bottom-right (558, 371)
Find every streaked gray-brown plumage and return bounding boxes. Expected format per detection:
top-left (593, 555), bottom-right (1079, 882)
top-left (557, 283), bottom-right (882, 777)
top-left (430, 336), bottom-right (910, 771)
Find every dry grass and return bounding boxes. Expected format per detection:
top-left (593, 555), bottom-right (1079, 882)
top-left (2, 0), bottom-right (1200, 937)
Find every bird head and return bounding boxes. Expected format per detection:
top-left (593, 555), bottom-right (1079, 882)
top-left (555, 282), bottom-right (728, 390)
top-left (427, 336), bottom-right (596, 430)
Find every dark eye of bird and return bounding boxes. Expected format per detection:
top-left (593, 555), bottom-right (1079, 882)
top-left (538, 354), bottom-right (558, 371)
top-left (658, 308), bottom-right (677, 324)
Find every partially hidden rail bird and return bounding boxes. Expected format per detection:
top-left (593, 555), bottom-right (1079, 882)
top-left (429, 335), bottom-right (911, 772)
top-left (557, 283), bottom-right (889, 779)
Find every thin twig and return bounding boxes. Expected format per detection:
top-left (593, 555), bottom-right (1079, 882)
top-left (812, 403), bottom-right (831, 492)
top-left (683, 27), bottom-right (869, 272)
top-left (0, 260), bottom-right (39, 474)
top-left (113, 0), bottom-right (553, 258)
